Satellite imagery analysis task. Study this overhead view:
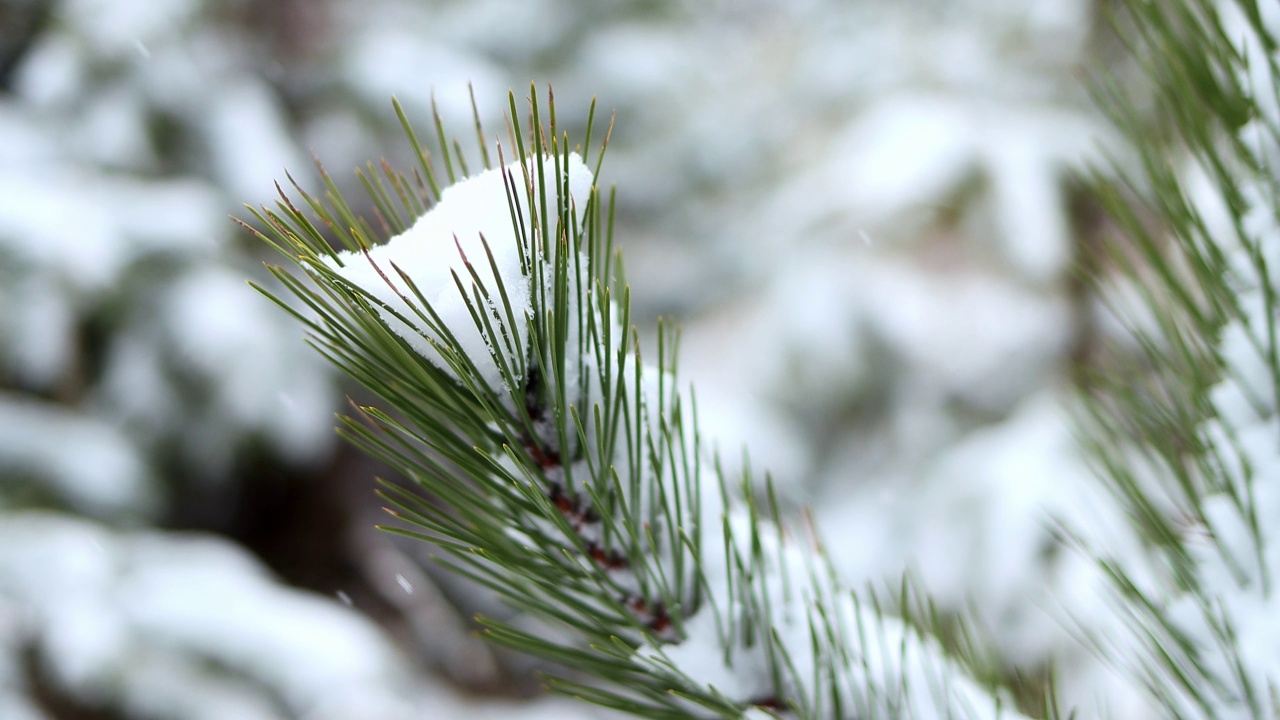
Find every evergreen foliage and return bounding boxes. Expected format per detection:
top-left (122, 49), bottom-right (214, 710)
top-left (245, 87), bottom-right (1028, 719)
top-left (1087, 0), bottom-right (1280, 716)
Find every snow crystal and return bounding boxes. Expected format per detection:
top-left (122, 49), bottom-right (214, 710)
top-left (324, 152), bottom-right (593, 395)
top-left (395, 574), bottom-right (413, 595)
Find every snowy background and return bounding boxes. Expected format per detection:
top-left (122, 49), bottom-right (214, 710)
top-left (0, 0), bottom-right (1153, 717)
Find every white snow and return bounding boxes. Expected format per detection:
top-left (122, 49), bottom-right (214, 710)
top-left (0, 511), bottom-right (611, 719)
top-left (163, 267), bottom-right (336, 470)
top-left (1127, 7), bottom-right (1280, 711)
top-left (0, 0), bottom-right (1170, 716)
top-left (0, 168), bottom-right (222, 296)
top-left (12, 34), bottom-right (85, 108)
top-left (0, 393), bottom-right (157, 518)
top-left (0, 513), bottom-right (423, 719)
top-left (985, 119), bottom-right (1073, 283)
top-left (324, 152), bottom-right (593, 395)
top-left (75, 84), bottom-right (155, 168)
top-left (0, 696), bottom-right (46, 720)
top-left (810, 94), bottom-right (979, 232)
top-left (3, 277), bottom-right (75, 389)
top-left (0, 170), bottom-right (122, 292)
top-left (342, 25), bottom-right (507, 129)
top-left (640, 505), bottom-right (1028, 718)
top-left (61, 0), bottom-right (202, 59)
top-left (204, 78), bottom-right (311, 203)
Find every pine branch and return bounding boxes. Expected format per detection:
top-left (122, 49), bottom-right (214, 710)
top-left (1087, 0), bottom-right (1280, 716)
top-left (244, 84), bottom-right (1029, 719)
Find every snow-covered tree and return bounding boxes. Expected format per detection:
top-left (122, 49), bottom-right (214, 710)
top-left (18, 0), bottom-right (1280, 716)
top-left (0, 3), bottom-right (460, 718)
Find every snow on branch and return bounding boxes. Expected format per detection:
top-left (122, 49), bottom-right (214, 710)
top-left (247, 88), bottom-right (1027, 720)
top-left (321, 152), bottom-right (593, 397)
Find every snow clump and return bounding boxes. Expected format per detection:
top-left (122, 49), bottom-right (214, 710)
top-left (324, 153), bottom-right (593, 394)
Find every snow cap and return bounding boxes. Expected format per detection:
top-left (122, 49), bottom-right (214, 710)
top-left (325, 152), bottom-right (593, 393)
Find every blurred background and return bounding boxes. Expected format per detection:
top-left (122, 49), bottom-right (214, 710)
top-left (0, 0), bottom-right (1153, 717)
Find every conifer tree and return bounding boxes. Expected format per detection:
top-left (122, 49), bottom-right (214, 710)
top-left (246, 88), bottom-right (1033, 719)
